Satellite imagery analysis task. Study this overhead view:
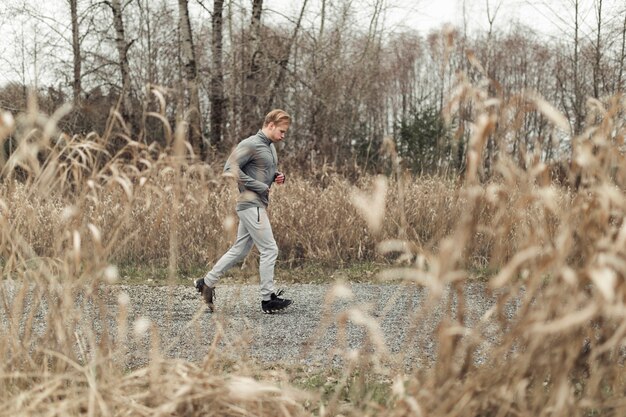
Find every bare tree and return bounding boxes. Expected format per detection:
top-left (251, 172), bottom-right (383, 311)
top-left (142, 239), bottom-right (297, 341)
top-left (572, 0), bottom-right (584, 134)
top-left (242, 0), bottom-right (264, 135)
top-left (526, 0), bottom-right (597, 134)
top-left (210, 0), bottom-right (226, 151)
top-left (592, 0), bottom-right (603, 98)
top-left (69, 0), bottom-right (82, 106)
top-left (1, 1), bottom-right (66, 104)
top-left (267, 0), bottom-right (308, 109)
top-left (484, 0), bottom-right (503, 176)
top-left (319, 0), bottom-right (326, 39)
top-left (618, 5), bottom-right (626, 91)
top-left (178, 0), bottom-right (203, 156)
top-left (485, 0), bottom-right (502, 40)
top-left (136, 0), bottom-right (155, 86)
top-left (106, 0), bottom-right (134, 125)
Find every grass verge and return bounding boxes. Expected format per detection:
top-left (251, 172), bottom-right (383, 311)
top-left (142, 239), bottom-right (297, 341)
top-left (117, 260), bottom-right (388, 286)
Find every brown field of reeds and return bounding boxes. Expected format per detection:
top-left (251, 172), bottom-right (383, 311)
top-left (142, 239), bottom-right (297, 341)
top-left (1, 86), bottom-right (626, 416)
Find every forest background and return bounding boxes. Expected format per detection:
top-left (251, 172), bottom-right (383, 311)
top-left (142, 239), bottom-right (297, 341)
top-left (1, 0), bottom-right (624, 178)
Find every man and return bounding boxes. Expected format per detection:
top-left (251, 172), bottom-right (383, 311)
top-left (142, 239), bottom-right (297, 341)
top-left (195, 109), bottom-right (293, 314)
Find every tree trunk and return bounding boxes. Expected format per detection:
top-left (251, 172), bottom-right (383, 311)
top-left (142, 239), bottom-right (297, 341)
top-left (484, 0), bottom-right (502, 177)
top-left (572, 0), bottom-right (584, 134)
top-left (319, 0), bottom-right (326, 39)
top-left (210, 0), bottom-right (226, 151)
top-left (242, 0), bottom-right (264, 135)
top-left (109, 0), bottom-right (134, 126)
top-left (178, 0), bottom-right (204, 156)
top-left (69, 0), bottom-right (81, 106)
top-left (136, 0), bottom-right (154, 144)
top-left (593, 0), bottom-right (602, 99)
top-left (618, 9), bottom-right (626, 92)
top-left (137, 0), bottom-right (155, 85)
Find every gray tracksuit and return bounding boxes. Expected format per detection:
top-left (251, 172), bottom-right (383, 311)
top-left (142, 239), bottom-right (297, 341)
top-left (203, 130), bottom-right (280, 301)
top-left (224, 130), bottom-right (278, 211)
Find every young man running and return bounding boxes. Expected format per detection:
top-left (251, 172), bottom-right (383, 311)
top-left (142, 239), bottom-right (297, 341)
top-left (195, 109), bottom-right (293, 313)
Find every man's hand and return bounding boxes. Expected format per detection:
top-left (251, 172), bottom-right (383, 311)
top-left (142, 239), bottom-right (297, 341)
top-left (274, 172), bottom-right (286, 184)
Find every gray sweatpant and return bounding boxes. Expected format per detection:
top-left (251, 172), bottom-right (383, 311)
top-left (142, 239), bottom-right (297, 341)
top-left (203, 206), bottom-right (277, 300)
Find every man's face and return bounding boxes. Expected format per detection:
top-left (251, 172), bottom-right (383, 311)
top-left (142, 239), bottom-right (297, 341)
top-left (267, 121), bottom-right (290, 143)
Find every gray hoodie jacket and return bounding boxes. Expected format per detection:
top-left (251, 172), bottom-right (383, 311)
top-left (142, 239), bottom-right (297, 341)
top-left (224, 130), bottom-right (278, 211)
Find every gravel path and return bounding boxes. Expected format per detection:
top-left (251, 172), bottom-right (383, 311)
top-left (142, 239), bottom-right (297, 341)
top-left (2, 281), bottom-right (508, 369)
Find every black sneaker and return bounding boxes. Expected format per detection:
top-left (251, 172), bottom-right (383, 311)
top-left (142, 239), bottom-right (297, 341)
top-left (194, 278), bottom-right (215, 312)
top-left (261, 290), bottom-right (292, 313)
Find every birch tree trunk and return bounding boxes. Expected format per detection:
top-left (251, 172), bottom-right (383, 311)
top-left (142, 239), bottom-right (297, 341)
top-left (108, 0), bottom-right (134, 125)
top-left (178, 0), bottom-right (204, 157)
top-left (209, 0), bottom-right (226, 150)
top-left (242, 0), bottom-right (264, 135)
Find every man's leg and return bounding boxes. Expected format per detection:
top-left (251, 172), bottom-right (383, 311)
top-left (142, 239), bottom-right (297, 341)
top-left (237, 207), bottom-right (277, 301)
top-left (203, 216), bottom-right (254, 287)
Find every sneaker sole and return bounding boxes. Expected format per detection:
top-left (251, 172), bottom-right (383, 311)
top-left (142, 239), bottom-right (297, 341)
top-left (262, 300), bottom-right (293, 314)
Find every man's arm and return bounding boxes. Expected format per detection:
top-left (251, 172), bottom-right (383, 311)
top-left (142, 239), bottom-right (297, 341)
top-left (223, 143), bottom-right (269, 195)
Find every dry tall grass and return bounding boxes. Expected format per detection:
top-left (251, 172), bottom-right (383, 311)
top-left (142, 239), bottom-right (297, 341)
top-left (0, 169), bottom-right (462, 270)
top-left (1, 84), bottom-right (625, 416)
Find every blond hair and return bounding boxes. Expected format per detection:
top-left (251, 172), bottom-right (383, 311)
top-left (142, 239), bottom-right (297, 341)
top-left (263, 109), bottom-right (291, 127)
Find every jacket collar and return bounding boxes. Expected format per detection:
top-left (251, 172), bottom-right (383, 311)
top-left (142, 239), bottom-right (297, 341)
top-left (257, 130), bottom-right (271, 145)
